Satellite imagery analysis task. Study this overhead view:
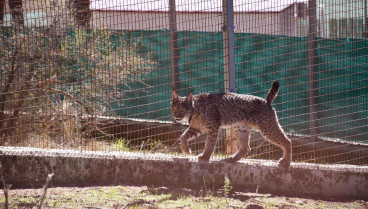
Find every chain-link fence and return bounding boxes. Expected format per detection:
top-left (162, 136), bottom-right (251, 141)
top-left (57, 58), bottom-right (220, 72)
top-left (0, 0), bottom-right (367, 165)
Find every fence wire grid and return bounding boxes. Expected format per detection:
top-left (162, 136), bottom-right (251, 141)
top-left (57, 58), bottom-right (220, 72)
top-left (0, 0), bottom-right (367, 166)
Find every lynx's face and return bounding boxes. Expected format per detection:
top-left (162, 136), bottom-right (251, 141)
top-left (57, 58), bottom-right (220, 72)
top-left (171, 90), bottom-right (193, 123)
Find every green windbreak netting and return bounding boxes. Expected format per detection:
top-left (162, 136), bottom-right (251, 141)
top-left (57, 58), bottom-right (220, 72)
top-left (1, 28), bottom-right (366, 143)
top-left (234, 34), bottom-right (368, 143)
top-left (119, 30), bottom-right (225, 120)
top-left (120, 30), bottom-right (368, 144)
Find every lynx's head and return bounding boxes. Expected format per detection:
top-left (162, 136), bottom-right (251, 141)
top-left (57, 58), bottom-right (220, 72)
top-left (171, 89), bottom-right (194, 123)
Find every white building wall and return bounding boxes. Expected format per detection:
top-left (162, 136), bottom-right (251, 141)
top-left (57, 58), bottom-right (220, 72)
top-left (91, 11), bottom-right (287, 36)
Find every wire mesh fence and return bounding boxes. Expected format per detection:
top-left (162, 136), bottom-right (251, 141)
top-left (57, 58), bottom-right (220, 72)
top-left (0, 0), bottom-right (367, 165)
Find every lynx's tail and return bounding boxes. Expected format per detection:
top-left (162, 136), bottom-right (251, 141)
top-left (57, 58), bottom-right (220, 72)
top-left (266, 81), bottom-right (280, 104)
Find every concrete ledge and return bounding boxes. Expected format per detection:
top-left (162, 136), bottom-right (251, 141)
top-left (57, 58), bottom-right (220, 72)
top-left (1, 147), bottom-right (367, 200)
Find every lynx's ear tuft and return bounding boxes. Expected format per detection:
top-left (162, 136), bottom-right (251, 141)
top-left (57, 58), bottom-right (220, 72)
top-left (172, 88), bottom-right (179, 100)
top-left (185, 90), bottom-right (193, 103)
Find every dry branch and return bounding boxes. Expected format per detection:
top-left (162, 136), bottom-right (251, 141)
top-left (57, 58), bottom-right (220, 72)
top-left (44, 87), bottom-right (94, 114)
top-left (122, 199), bottom-right (155, 209)
top-left (0, 162), bottom-right (11, 209)
top-left (0, 38), bottom-right (23, 132)
top-left (38, 173), bottom-right (54, 209)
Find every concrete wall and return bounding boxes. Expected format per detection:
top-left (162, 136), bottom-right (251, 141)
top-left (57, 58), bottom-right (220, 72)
top-left (1, 147), bottom-right (367, 200)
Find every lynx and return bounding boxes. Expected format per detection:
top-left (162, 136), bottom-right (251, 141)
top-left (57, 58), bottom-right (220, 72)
top-left (171, 81), bottom-right (292, 168)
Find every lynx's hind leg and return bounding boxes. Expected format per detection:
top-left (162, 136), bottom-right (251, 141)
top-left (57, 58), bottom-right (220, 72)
top-left (258, 112), bottom-right (292, 168)
top-left (224, 125), bottom-right (251, 163)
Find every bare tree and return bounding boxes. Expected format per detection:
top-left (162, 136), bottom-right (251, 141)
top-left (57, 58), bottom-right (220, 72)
top-left (0, 0), bottom-right (24, 25)
top-left (71, 0), bottom-right (91, 27)
top-left (0, 3), bottom-right (156, 146)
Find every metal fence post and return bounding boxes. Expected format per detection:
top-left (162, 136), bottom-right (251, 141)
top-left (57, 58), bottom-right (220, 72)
top-left (365, 0), bottom-right (368, 38)
top-left (222, 0), bottom-right (237, 155)
top-left (223, 0), bottom-right (236, 93)
top-left (308, 0), bottom-right (319, 139)
top-left (169, 0), bottom-right (179, 91)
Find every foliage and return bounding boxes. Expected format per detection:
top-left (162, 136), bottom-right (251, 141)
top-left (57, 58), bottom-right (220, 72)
top-left (0, 3), bottom-right (155, 145)
top-left (221, 175), bottom-right (233, 197)
top-left (112, 138), bottom-right (131, 151)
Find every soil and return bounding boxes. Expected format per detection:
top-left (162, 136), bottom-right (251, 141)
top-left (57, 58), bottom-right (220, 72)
top-left (1, 185), bottom-right (367, 209)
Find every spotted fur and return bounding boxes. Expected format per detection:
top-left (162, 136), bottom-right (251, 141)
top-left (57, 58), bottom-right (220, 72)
top-left (171, 81), bottom-right (292, 168)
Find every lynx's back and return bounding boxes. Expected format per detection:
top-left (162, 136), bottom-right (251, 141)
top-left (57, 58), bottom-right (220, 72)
top-left (192, 92), bottom-right (270, 128)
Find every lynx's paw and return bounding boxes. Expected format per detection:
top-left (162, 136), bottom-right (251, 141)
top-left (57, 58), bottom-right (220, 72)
top-left (180, 140), bottom-right (191, 155)
top-left (278, 158), bottom-right (291, 168)
top-left (197, 153), bottom-right (210, 162)
top-left (221, 155), bottom-right (240, 163)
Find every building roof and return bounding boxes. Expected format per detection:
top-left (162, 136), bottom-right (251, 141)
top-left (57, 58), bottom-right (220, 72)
top-left (90, 0), bottom-right (307, 13)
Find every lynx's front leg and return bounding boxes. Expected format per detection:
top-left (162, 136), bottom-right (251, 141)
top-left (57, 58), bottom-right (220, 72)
top-left (198, 129), bottom-right (219, 162)
top-left (197, 106), bottom-right (221, 162)
top-left (180, 127), bottom-right (201, 154)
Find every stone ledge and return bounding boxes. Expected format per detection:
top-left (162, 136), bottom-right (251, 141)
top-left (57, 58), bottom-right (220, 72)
top-left (1, 147), bottom-right (367, 200)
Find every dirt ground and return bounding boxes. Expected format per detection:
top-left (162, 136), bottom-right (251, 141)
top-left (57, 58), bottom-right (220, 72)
top-left (1, 185), bottom-right (367, 209)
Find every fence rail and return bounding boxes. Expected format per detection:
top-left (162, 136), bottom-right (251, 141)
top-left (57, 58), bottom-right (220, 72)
top-left (0, 0), bottom-right (367, 166)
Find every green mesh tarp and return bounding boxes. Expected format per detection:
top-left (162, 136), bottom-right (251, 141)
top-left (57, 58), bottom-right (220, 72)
top-left (120, 30), bottom-right (368, 144)
top-left (119, 30), bottom-right (225, 120)
top-left (236, 34), bottom-right (368, 143)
